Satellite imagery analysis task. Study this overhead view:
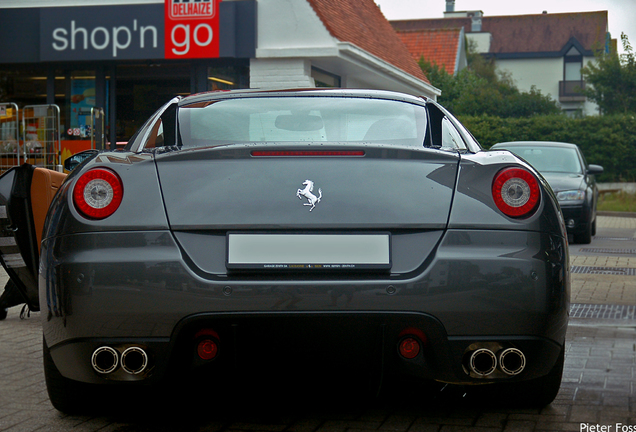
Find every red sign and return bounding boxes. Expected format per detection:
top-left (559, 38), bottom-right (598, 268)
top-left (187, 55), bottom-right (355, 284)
top-left (164, 0), bottom-right (221, 59)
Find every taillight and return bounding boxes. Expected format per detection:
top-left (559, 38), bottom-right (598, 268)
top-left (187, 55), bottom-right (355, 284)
top-left (251, 150), bottom-right (365, 157)
top-left (492, 167), bottom-right (540, 218)
top-left (73, 168), bottom-right (123, 219)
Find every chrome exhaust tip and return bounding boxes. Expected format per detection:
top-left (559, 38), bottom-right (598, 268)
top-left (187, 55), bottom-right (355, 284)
top-left (91, 346), bottom-right (119, 374)
top-left (469, 348), bottom-right (497, 376)
top-left (121, 347), bottom-right (148, 375)
top-left (498, 348), bottom-right (526, 376)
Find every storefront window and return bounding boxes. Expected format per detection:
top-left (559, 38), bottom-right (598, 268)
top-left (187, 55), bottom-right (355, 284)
top-left (0, 66), bottom-right (49, 108)
top-left (68, 71), bottom-right (96, 139)
top-left (207, 63), bottom-right (249, 91)
top-left (116, 62), bottom-right (191, 141)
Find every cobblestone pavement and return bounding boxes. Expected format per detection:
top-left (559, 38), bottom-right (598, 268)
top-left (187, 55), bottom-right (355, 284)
top-left (0, 216), bottom-right (634, 431)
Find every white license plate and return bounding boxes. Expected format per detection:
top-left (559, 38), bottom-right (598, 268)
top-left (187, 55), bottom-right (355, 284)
top-left (226, 233), bottom-right (391, 270)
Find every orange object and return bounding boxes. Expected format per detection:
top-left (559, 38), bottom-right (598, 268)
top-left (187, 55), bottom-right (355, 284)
top-left (30, 167), bottom-right (68, 252)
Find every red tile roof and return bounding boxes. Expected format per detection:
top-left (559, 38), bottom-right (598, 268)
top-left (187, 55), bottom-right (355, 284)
top-left (307, 0), bottom-right (429, 83)
top-left (391, 11), bottom-right (608, 55)
top-left (396, 28), bottom-right (463, 74)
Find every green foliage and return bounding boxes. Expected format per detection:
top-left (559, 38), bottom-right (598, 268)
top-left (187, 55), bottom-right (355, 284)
top-left (582, 33), bottom-right (636, 114)
top-left (598, 191), bottom-right (636, 212)
top-left (419, 42), bottom-right (561, 118)
top-left (459, 113), bottom-right (636, 182)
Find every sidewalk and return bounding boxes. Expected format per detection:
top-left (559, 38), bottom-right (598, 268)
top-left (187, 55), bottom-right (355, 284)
top-left (570, 215), bottom-right (636, 305)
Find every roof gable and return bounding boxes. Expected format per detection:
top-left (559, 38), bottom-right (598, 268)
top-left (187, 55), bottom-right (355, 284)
top-left (307, 0), bottom-right (428, 83)
top-left (391, 11), bottom-right (608, 57)
top-left (396, 28), bottom-right (463, 74)
top-left (484, 11), bottom-right (607, 55)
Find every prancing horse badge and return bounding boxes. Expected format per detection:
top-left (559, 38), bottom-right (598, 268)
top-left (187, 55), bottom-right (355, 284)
top-left (296, 180), bottom-right (322, 212)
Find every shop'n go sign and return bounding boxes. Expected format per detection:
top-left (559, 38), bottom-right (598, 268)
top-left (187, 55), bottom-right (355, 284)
top-left (164, 0), bottom-right (221, 59)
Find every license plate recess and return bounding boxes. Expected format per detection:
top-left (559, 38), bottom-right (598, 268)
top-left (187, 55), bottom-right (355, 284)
top-left (226, 233), bottom-right (391, 270)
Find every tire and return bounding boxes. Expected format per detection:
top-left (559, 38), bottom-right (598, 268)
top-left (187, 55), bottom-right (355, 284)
top-left (481, 345), bottom-right (565, 407)
top-left (43, 339), bottom-right (104, 414)
top-left (591, 218), bottom-right (597, 236)
top-left (0, 308), bottom-right (7, 321)
top-left (574, 222), bottom-right (592, 244)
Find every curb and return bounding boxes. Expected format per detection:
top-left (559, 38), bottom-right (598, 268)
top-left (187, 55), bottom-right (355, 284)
top-left (597, 211), bottom-right (636, 218)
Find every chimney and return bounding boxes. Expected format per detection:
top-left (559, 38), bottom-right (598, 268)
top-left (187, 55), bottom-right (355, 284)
top-left (445, 0), bottom-right (455, 13)
top-left (469, 11), bottom-right (483, 32)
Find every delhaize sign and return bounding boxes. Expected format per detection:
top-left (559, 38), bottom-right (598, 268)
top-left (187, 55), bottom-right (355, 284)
top-left (165, 0), bottom-right (221, 59)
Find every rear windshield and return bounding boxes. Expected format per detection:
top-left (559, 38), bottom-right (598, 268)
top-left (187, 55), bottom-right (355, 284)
top-left (177, 97), bottom-right (428, 148)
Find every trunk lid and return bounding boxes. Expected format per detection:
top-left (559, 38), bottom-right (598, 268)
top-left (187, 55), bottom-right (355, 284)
top-left (155, 145), bottom-right (459, 230)
top-left (155, 145), bottom-right (459, 275)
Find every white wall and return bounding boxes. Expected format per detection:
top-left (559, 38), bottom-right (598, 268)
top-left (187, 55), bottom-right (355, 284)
top-left (255, 0), bottom-right (336, 54)
top-left (466, 33), bottom-right (491, 54)
top-left (581, 56), bottom-right (600, 115)
top-left (250, 58), bottom-right (315, 89)
top-left (496, 56), bottom-right (599, 116)
top-left (497, 57), bottom-right (561, 98)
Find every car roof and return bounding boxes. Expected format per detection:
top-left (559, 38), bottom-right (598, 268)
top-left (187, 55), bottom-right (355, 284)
top-left (178, 88), bottom-right (428, 107)
top-left (491, 141), bottom-right (580, 150)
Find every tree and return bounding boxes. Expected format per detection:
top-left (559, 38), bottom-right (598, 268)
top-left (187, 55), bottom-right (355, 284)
top-left (420, 41), bottom-right (561, 118)
top-left (582, 33), bottom-right (636, 114)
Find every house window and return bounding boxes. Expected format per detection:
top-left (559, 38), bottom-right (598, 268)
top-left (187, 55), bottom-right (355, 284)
top-left (312, 67), bottom-right (341, 88)
top-left (564, 47), bottom-right (582, 81)
top-left (559, 46), bottom-right (585, 102)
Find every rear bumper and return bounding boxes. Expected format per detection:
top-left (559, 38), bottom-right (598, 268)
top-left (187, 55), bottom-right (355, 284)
top-left (40, 228), bottom-right (569, 386)
top-left (47, 311), bottom-right (564, 387)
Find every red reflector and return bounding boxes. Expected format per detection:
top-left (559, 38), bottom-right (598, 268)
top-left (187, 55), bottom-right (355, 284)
top-left (399, 337), bottom-right (420, 359)
top-left (197, 339), bottom-right (218, 360)
top-left (251, 150), bottom-right (365, 157)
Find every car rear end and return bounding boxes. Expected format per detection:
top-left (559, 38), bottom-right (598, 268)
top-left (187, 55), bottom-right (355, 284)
top-left (38, 90), bottom-right (569, 405)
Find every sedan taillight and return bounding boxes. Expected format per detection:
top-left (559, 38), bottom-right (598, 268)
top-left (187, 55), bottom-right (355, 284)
top-left (73, 168), bottom-right (123, 219)
top-left (492, 167), bottom-right (540, 218)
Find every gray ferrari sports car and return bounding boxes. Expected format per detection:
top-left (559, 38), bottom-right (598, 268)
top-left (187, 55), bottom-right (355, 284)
top-left (0, 89), bottom-right (569, 412)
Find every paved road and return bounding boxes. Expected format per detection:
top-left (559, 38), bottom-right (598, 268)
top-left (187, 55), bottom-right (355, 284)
top-left (0, 216), bottom-right (635, 431)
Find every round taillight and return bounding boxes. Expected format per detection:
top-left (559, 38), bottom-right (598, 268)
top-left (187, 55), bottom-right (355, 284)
top-left (398, 337), bottom-right (421, 359)
top-left (197, 339), bottom-right (218, 360)
top-left (73, 168), bottom-right (123, 219)
top-left (492, 168), bottom-right (540, 218)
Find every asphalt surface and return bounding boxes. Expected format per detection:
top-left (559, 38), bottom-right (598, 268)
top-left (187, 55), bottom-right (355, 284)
top-left (0, 215), bottom-right (635, 431)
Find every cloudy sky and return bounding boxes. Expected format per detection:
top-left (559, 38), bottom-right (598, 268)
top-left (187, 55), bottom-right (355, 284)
top-left (375, 0), bottom-right (635, 54)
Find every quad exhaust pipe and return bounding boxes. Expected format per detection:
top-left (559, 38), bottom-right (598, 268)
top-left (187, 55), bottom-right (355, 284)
top-left (468, 348), bottom-right (498, 376)
top-left (498, 347), bottom-right (526, 376)
top-left (91, 346), bottom-right (119, 374)
top-left (91, 346), bottom-right (148, 375)
top-left (121, 347), bottom-right (149, 375)
top-left (466, 346), bottom-right (526, 377)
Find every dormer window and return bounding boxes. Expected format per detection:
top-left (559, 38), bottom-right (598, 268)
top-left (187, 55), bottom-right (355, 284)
top-left (559, 46), bottom-right (586, 103)
top-left (564, 46), bottom-right (583, 81)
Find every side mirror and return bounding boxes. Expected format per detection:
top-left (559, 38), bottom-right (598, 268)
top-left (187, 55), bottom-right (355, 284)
top-left (64, 149), bottom-right (99, 172)
top-left (587, 164), bottom-right (603, 175)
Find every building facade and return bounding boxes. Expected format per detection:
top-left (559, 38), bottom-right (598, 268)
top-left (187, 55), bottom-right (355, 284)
top-left (392, 8), bottom-right (611, 116)
top-left (0, 0), bottom-right (437, 154)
